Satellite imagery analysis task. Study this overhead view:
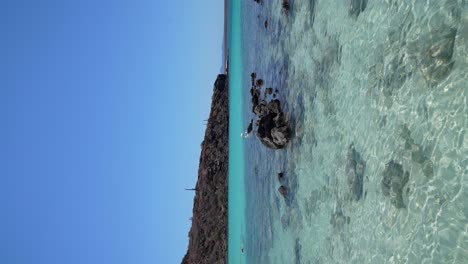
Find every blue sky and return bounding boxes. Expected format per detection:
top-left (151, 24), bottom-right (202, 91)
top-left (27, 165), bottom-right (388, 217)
top-left (1, 0), bottom-right (224, 263)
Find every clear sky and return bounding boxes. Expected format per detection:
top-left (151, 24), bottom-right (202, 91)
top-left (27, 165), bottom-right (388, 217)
top-left (1, 0), bottom-right (224, 263)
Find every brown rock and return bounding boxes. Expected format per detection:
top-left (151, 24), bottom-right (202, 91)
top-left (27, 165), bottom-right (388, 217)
top-left (278, 185), bottom-right (288, 197)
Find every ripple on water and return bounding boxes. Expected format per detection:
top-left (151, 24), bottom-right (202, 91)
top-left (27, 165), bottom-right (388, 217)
top-left (242, 0), bottom-right (468, 263)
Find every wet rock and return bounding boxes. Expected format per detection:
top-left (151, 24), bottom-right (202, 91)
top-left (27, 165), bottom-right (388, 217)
top-left (420, 28), bottom-right (456, 85)
top-left (345, 144), bottom-right (365, 201)
top-left (349, 0), bottom-right (367, 18)
top-left (267, 99), bottom-right (282, 114)
top-left (253, 100), bottom-right (267, 116)
top-left (250, 72), bottom-right (256, 86)
top-left (246, 119), bottom-right (253, 134)
top-left (282, 0), bottom-right (290, 13)
top-left (255, 79), bottom-right (264, 87)
top-left (264, 20), bottom-right (268, 29)
top-left (271, 126), bottom-right (290, 147)
top-left (381, 160), bottom-right (409, 208)
top-left (257, 112), bottom-right (290, 149)
top-left (251, 89), bottom-right (260, 107)
top-left (278, 185), bottom-right (288, 197)
top-left (278, 172), bottom-right (284, 181)
top-left (249, 76), bottom-right (291, 149)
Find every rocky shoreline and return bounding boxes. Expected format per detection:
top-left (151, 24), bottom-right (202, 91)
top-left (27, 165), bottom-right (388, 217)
top-left (182, 74), bottom-right (229, 264)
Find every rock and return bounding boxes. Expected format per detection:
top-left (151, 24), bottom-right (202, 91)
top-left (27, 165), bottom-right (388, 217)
top-left (278, 172), bottom-right (284, 181)
top-left (255, 79), bottom-right (264, 87)
top-left (267, 99), bottom-right (282, 114)
top-left (420, 28), bottom-right (456, 85)
top-left (264, 20), bottom-right (268, 29)
top-left (246, 119), bottom-right (253, 134)
top-left (271, 126), bottom-right (290, 147)
top-left (257, 112), bottom-right (290, 149)
top-left (381, 160), bottom-right (409, 208)
top-left (253, 100), bottom-right (267, 116)
top-left (250, 72), bottom-right (256, 86)
top-left (278, 185), bottom-right (288, 197)
top-left (251, 90), bottom-right (260, 109)
top-left (282, 0), bottom-right (290, 12)
top-left (249, 75), bottom-right (291, 149)
top-left (345, 144), bottom-right (366, 201)
top-left (349, 0), bottom-right (367, 18)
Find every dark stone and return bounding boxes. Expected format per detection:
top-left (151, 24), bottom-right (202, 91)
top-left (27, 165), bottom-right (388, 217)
top-left (249, 76), bottom-right (291, 149)
top-left (255, 79), bottom-right (264, 87)
top-left (247, 119), bottom-right (253, 134)
top-left (345, 144), bottom-right (365, 201)
top-left (251, 90), bottom-right (260, 108)
top-left (257, 112), bottom-right (290, 149)
top-left (282, 0), bottom-right (290, 12)
top-left (278, 185), bottom-right (288, 197)
top-left (264, 20), bottom-right (268, 29)
top-left (381, 160), bottom-right (409, 208)
top-left (250, 72), bottom-right (256, 86)
top-left (271, 126), bottom-right (290, 147)
top-left (267, 99), bottom-right (282, 114)
top-left (253, 100), bottom-right (267, 116)
top-left (278, 172), bottom-right (284, 181)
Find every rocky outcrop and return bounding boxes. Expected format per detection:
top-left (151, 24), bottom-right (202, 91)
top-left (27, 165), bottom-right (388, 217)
top-left (182, 74), bottom-right (228, 264)
top-left (249, 73), bottom-right (291, 149)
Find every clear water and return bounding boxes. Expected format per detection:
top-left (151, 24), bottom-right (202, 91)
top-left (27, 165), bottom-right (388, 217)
top-left (228, 0), bottom-right (247, 263)
top-left (237, 0), bottom-right (468, 263)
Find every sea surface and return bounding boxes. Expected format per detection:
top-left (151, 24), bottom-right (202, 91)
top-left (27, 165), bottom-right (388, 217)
top-left (230, 1), bottom-right (468, 264)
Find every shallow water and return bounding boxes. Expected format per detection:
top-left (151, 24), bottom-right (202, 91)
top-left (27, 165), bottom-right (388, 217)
top-left (239, 0), bottom-right (467, 263)
top-left (228, 0), bottom-right (247, 263)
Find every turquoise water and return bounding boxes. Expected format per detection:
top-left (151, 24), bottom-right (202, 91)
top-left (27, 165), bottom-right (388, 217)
top-left (239, 0), bottom-right (467, 263)
top-left (228, 0), bottom-right (247, 264)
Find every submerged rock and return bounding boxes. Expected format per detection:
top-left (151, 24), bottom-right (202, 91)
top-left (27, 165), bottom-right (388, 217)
top-left (294, 238), bottom-right (302, 264)
top-left (278, 185), bottom-right (288, 197)
top-left (349, 0), bottom-right (367, 18)
top-left (381, 160), bottom-right (409, 208)
top-left (278, 172), bottom-right (284, 181)
top-left (419, 28), bottom-right (457, 85)
top-left (345, 144), bottom-right (366, 201)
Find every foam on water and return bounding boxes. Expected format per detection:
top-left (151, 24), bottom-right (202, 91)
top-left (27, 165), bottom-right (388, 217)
top-left (242, 0), bottom-right (467, 263)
